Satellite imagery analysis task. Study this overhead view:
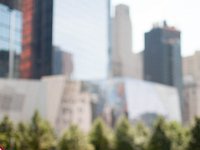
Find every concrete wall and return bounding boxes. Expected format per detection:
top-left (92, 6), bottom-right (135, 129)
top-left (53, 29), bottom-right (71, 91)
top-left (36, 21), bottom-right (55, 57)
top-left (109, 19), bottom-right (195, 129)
top-left (0, 78), bottom-right (45, 123)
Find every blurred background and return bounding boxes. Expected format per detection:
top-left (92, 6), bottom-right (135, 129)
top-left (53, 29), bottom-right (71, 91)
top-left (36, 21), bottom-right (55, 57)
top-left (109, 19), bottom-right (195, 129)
top-left (0, 0), bottom-right (200, 149)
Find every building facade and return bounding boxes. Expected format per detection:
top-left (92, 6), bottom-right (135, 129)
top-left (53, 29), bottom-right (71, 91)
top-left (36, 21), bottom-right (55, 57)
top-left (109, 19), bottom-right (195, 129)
top-left (0, 76), bottom-right (181, 133)
top-left (20, 0), bottom-right (53, 78)
top-left (20, 0), bottom-right (110, 80)
top-left (91, 78), bottom-right (181, 127)
top-left (183, 51), bottom-right (200, 124)
top-left (0, 0), bottom-right (21, 10)
top-left (144, 22), bottom-right (183, 119)
top-left (183, 51), bottom-right (200, 81)
top-left (54, 80), bottom-right (93, 133)
top-left (183, 77), bottom-right (200, 125)
top-left (111, 4), bottom-right (135, 77)
top-left (132, 52), bottom-right (144, 80)
top-left (0, 3), bottom-right (22, 78)
top-left (53, 47), bottom-right (73, 78)
top-left (111, 4), bottom-right (143, 79)
top-left (0, 78), bottom-right (45, 123)
top-left (0, 76), bottom-right (94, 134)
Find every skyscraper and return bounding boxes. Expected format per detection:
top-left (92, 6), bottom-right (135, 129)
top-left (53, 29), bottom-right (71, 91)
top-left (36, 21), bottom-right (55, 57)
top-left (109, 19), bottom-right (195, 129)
top-left (20, 0), bottom-right (110, 79)
top-left (144, 22), bottom-right (183, 119)
top-left (0, 2), bottom-right (22, 78)
top-left (0, 0), bottom-right (21, 10)
top-left (111, 4), bottom-right (135, 77)
top-left (20, 0), bottom-right (53, 78)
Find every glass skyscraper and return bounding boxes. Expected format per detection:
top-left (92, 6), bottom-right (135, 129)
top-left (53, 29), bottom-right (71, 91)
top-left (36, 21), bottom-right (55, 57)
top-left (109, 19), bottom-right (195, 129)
top-left (53, 0), bottom-right (110, 79)
top-left (144, 22), bottom-right (183, 120)
top-left (21, 0), bottom-right (110, 80)
top-left (0, 3), bottom-right (22, 77)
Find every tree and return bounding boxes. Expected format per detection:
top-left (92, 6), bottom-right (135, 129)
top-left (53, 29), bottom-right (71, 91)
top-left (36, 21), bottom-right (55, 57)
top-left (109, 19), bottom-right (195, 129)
top-left (0, 115), bottom-right (15, 149)
top-left (166, 121), bottom-right (189, 150)
top-left (89, 118), bottom-right (112, 150)
top-left (14, 122), bottom-right (32, 150)
top-left (187, 118), bottom-right (200, 150)
top-left (29, 111), bottom-right (56, 150)
top-left (58, 125), bottom-right (93, 150)
top-left (147, 117), bottom-right (171, 150)
top-left (114, 116), bottom-right (136, 150)
top-left (133, 122), bottom-right (149, 150)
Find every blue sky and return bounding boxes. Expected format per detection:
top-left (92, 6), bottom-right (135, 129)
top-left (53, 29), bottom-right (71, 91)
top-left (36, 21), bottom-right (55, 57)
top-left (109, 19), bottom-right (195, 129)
top-left (112, 0), bottom-right (200, 56)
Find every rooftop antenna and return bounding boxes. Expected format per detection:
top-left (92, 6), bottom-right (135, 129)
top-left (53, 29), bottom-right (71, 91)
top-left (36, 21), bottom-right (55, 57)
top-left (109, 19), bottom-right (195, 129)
top-left (163, 20), bottom-right (168, 27)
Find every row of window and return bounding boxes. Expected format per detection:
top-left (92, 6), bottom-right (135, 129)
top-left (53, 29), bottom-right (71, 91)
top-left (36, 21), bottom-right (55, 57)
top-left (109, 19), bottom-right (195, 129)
top-left (0, 5), bottom-right (22, 29)
top-left (0, 40), bottom-right (21, 52)
top-left (62, 106), bottom-right (84, 115)
top-left (0, 3), bottom-right (22, 53)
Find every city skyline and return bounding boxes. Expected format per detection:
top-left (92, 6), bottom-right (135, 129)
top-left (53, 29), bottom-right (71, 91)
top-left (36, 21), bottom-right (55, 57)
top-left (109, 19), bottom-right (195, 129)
top-left (113, 0), bottom-right (200, 56)
top-left (0, 0), bottom-right (199, 132)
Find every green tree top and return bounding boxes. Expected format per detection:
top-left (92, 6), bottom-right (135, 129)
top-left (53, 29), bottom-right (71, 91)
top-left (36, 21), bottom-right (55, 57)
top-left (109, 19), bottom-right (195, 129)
top-left (147, 117), bottom-right (171, 150)
top-left (114, 116), bottom-right (136, 150)
top-left (58, 125), bottom-right (93, 150)
top-left (133, 122), bottom-right (149, 150)
top-left (29, 111), bottom-right (56, 150)
top-left (0, 115), bottom-right (14, 149)
top-left (187, 118), bottom-right (200, 150)
top-left (166, 121), bottom-right (189, 150)
top-left (89, 118), bottom-right (112, 150)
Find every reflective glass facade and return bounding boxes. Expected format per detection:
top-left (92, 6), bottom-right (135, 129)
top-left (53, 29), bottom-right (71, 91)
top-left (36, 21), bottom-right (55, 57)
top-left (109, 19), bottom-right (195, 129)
top-left (0, 3), bottom-right (22, 77)
top-left (144, 25), bottom-right (183, 120)
top-left (20, 0), bottom-right (53, 79)
top-left (53, 0), bottom-right (110, 79)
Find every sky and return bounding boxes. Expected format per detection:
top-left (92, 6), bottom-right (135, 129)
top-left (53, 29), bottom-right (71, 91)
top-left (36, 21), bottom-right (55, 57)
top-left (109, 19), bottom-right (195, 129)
top-left (112, 0), bottom-right (200, 56)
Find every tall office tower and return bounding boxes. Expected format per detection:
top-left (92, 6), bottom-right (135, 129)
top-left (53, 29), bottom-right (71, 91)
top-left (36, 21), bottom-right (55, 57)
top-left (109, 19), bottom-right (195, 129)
top-left (20, 0), bottom-right (110, 79)
top-left (20, 0), bottom-right (53, 78)
top-left (0, 2), bottom-right (22, 78)
top-left (111, 4), bottom-right (135, 77)
top-left (144, 22), bottom-right (183, 119)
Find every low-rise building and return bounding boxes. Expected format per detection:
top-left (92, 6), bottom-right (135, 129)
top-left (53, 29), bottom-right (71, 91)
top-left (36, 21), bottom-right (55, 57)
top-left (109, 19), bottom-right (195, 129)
top-left (0, 76), bottom-right (181, 133)
top-left (91, 78), bottom-right (181, 126)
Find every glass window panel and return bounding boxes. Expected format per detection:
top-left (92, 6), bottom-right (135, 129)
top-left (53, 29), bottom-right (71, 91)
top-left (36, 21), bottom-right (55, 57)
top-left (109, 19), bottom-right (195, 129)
top-left (0, 39), bottom-right (9, 50)
top-left (53, 0), bottom-right (110, 80)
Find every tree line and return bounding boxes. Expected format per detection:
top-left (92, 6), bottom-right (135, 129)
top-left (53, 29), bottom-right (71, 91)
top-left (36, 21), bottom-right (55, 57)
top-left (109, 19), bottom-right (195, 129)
top-left (0, 111), bottom-right (200, 150)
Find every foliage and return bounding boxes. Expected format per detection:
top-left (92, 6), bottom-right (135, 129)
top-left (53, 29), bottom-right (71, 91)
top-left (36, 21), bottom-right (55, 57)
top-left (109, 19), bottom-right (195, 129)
top-left (166, 121), bottom-right (189, 150)
top-left (0, 115), bottom-right (14, 149)
top-left (28, 111), bottom-right (56, 150)
top-left (14, 122), bottom-right (31, 150)
top-left (58, 125), bottom-right (93, 150)
top-left (147, 117), bottom-right (171, 150)
top-left (89, 118), bottom-right (112, 150)
top-left (0, 112), bottom-right (199, 150)
top-left (114, 116), bottom-right (137, 150)
top-left (133, 122), bottom-right (149, 150)
top-left (187, 118), bottom-right (200, 150)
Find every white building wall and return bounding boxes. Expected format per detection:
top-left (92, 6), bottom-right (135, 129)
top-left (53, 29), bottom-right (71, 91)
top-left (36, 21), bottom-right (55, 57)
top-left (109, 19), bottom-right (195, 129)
top-left (42, 75), bottom-right (66, 126)
top-left (0, 77), bottom-right (181, 133)
top-left (0, 79), bottom-right (45, 123)
top-left (125, 79), bottom-right (181, 122)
